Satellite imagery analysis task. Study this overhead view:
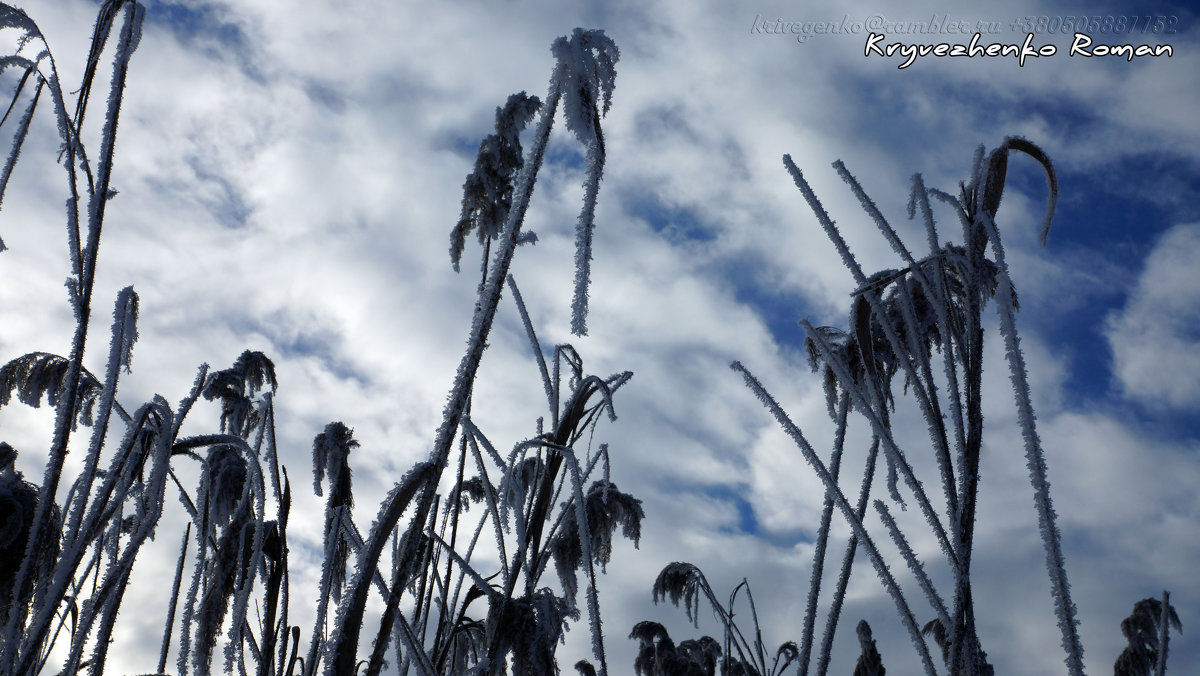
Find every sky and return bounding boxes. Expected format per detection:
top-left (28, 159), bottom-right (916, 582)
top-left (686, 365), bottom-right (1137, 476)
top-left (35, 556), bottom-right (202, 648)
top-left (0, 0), bottom-right (1198, 674)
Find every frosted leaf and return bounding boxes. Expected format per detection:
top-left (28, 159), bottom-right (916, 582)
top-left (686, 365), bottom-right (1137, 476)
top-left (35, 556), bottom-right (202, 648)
top-left (506, 274), bottom-right (554, 414)
top-left (784, 154), bottom-right (866, 284)
top-left (202, 351), bottom-right (277, 435)
top-left (311, 421), bottom-right (357, 501)
top-left (204, 444), bottom-right (247, 526)
top-left (0, 352), bottom-right (106, 428)
top-left (111, 286), bottom-right (138, 373)
top-left (584, 584), bottom-right (606, 675)
top-left (312, 422), bottom-right (357, 602)
top-left (980, 205), bottom-right (1084, 675)
top-left (326, 461), bottom-right (435, 675)
top-left (549, 480), bottom-right (643, 602)
top-left (570, 167), bottom-right (599, 338)
top-left (451, 92), bottom-right (540, 272)
top-left (550, 28), bottom-right (618, 149)
top-left (852, 620), bottom-right (885, 676)
top-left (549, 29), bottom-right (618, 337)
top-left (651, 562), bottom-right (710, 627)
top-left (0, 6), bottom-right (38, 33)
top-left (979, 136), bottom-right (1057, 245)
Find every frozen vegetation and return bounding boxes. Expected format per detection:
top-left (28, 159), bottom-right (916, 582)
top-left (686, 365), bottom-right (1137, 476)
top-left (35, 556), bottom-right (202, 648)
top-left (0, 2), bottom-right (1184, 675)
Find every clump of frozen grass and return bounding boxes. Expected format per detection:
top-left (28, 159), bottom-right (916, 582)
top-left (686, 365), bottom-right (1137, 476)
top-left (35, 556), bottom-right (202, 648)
top-left (321, 24), bottom-right (633, 676)
top-left (1113, 592), bottom-right (1182, 676)
top-left (637, 562), bottom-right (800, 676)
top-left (644, 141), bottom-right (1180, 675)
top-left (724, 141), bottom-right (1064, 676)
top-left (0, 3), bottom-right (636, 674)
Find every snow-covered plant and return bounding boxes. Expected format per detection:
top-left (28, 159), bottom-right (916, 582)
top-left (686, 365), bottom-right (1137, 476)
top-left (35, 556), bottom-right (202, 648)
top-left (628, 621), bottom-right (723, 676)
top-left (311, 26), bottom-right (635, 676)
top-left (1, 4), bottom-right (636, 673)
top-left (1113, 592), bottom-right (1181, 676)
top-left (644, 562), bottom-right (799, 676)
top-left (852, 620), bottom-right (885, 676)
top-left (691, 140), bottom-right (1178, 676)
top-left (0, 4), bottom-right (634, 675)
top-left (0, 2), bottom-right (162, 673)
top-left (711, 141), bottom-right (1063, 676)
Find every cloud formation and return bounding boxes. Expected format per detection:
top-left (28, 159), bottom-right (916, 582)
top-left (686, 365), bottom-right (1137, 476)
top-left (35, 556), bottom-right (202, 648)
top-left (1107, 223), bottom-right (1200, 410)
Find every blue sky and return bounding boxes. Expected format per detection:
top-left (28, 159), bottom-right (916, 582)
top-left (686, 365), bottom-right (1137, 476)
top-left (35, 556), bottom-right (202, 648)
top-left (1, 0), bottom-right (1197, 674)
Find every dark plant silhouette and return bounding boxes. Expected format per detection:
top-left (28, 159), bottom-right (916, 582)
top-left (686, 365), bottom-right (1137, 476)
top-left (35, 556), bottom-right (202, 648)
top-left (642, 563), bottom-right (799, 676)
top-left (852, 621), bottom-right (884, 676)
top-left (723, 140), bottom-right (1068, 676)
top-left (630, 621), bottom-right (723, 676)
top-left (642, 140), bottom-right (1181, 676)
top-left (0, 3), bottom-right (635, 674)
top-left (1113, 593), bottom-right (1182, 676)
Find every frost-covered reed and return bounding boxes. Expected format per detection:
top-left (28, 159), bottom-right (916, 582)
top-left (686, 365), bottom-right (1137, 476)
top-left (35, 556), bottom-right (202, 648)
top-left (0, 4), bottom-right (639, 674)
top-left (642, 141), bottom-right (1182, 675)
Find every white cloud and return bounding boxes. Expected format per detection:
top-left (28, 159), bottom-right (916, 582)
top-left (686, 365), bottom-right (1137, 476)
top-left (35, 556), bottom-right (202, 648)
top-left (1106, 222), bottom-right (1200, 410)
